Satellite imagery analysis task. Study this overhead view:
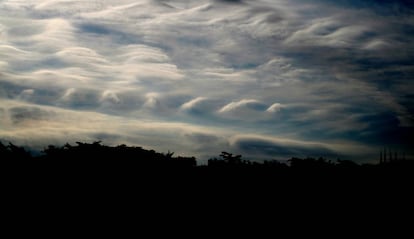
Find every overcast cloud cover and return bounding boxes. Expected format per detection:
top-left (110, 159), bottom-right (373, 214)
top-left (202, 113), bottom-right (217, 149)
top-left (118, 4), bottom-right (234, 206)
top-left (1, 0), bottom-right (413, 163)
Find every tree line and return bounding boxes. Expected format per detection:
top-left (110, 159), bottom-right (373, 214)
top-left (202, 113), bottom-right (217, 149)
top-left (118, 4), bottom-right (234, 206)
top-left (2, 141), bottom-right (414, 198)
top-left (1, 141), bottom-right (412, 171)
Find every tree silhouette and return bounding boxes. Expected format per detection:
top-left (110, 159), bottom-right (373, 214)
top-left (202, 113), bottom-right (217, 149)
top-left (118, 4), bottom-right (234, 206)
top-left (0, 140), bottom-right (413, 183)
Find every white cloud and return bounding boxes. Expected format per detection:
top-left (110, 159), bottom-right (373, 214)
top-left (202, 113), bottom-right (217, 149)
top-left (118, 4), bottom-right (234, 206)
top-left (101, 90), bottom-right (120, 104)
top-left (218, 99), bottom-right (264, 113)
top-left (217, 99), bottom-right (275, 121)
top-left (180, 97), bottom-right (208, 111)
top-left (266, 103), bottom-right (283, 113)
top-left (143, 92), bottom-right (161, 109)
top-left (55, 47), bottom-right (109, 65)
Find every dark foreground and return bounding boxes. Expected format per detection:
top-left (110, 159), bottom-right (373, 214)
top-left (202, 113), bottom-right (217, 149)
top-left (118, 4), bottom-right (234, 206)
top-left (2, 141), bottom-right (413, 185)
top-left (2, 141), bottom-right (413, 226)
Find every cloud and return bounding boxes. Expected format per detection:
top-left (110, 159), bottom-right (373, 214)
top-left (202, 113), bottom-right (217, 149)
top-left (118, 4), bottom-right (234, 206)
top-left (0, 107), bottom-right (6, 123)
top-left (8, 106), bottom-right (56, 125)
top-left (58, 88), bottom-right (101, 109)
top-left (180, 97), bottom-right (220, 116)
top-left (216, 99), bottom-right (285, 122)
top-left (284, 17), bottom-right (372, 48)
top-left (217, 99), bottom-right (273, 121)
top-left (218, 99), bottom-right (264, 113)
top-left (1, 99), bottom-right (375, 163)
top-left (0, 99), bottom-right (234, 161)
top-left (215, 0), bottom-right (244, 3)
top-left (181, 97), bottom-right (208, 111)
top-left (229, 134), bottom-right (382, 161)
top-left (229, 134), bottom-right (343, 160)
top-left (143, 92), bottom-right (161, 109)
top-left (100, 90), bottom-right (120, 104)
top-left (18, 89), bottom-right (35, 101)
top-left (266, 103), bottom-right (283, 113)
top-left (0, 0), bottom-right (413, 162)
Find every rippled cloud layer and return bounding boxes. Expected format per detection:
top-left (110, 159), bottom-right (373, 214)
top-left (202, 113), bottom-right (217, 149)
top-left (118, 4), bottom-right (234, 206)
top-left (1, 0), bottom-right (413, 162)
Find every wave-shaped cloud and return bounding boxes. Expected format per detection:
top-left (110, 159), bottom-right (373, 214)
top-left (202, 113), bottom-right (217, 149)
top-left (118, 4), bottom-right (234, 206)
top-left (1, 0), bottom-right (413, 162)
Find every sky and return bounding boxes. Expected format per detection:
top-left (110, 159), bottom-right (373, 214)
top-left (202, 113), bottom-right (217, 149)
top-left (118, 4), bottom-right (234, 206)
top-left (1, 0), bottom-right (413, 163)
